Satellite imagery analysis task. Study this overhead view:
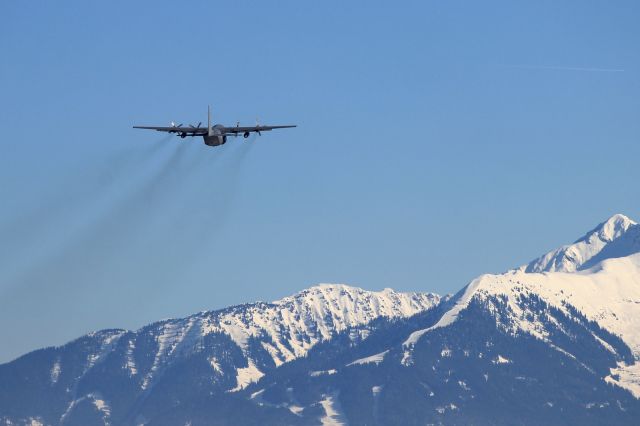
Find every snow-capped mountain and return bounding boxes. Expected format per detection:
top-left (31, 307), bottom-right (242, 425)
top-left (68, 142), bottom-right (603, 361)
top-left (519, 213), bottom-right (640, 273)
top-left (2, 214), bottom-right (640, 425)
top-left (138, 283), bottom-right (439, 387)
top-left (401, 214), bottom-right (640, 397)
top-left (0, 285), bottom-right (439, 425)
top-left (402, 253), bottom-right (640, 396)
top-left (248, 214), bottom-right (640, 425)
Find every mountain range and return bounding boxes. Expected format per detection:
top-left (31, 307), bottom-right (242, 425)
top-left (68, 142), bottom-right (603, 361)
top-left (1, 214), bottom-right (639, 425)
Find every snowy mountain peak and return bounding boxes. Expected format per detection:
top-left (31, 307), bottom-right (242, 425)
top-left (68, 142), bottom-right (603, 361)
top-left (402, 215), bottom-right (640, 385)
top-left (277, 283), bottom-right (438, 318)
top-left (520, 213), bottom-right (640, 273)
top-left (271, 284), bottom-right (441, 351)
top-left (582, 213), bottom-right (636, 243)
top-left (6, 219), bottom-right (640, 424)
top-left (108, 283), bottom-right (441, 392)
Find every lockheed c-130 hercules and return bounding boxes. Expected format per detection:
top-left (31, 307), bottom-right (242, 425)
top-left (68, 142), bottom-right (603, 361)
top-left (133, 106), bottom-right (296, 147)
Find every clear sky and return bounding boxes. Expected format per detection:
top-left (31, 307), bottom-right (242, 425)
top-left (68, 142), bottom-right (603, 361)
top-left (1, 1), bottom-right (639, 362)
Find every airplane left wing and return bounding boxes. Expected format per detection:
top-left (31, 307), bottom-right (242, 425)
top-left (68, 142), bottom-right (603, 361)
top-left (132, 126), bottom-right (208, 135)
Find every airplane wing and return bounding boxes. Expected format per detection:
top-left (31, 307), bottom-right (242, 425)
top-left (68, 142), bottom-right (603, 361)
top-left (132, 126), bottom-right (208, 135)
top-left (223, 125), bottom-right (297, 135)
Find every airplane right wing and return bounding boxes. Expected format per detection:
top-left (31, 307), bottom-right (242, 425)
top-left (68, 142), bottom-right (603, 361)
top-left (223, 125), bottom-right (297, 135)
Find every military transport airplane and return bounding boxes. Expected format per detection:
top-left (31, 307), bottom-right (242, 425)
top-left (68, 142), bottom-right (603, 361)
top-left (133, 106), bottom-right (296, 147)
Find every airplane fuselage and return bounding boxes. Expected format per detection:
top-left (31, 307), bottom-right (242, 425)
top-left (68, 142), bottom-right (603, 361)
top-left (202, 124), bottom-right (226, 146)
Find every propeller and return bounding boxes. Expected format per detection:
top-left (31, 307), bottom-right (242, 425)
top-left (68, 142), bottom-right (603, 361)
top-left (170, 121), bottom-right (183, 134)
top-left (256, 117), bottom-right (261, 136)
top-left (190, 122), bottom-right (202, 128)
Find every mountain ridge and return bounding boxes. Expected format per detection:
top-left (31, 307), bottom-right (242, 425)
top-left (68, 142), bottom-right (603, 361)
top-left (400, 214), bottom-right (640, 399)
top-left (519, 213), bottom-right (640, 273)
top-left (3, 214), bottom-right (640, 425)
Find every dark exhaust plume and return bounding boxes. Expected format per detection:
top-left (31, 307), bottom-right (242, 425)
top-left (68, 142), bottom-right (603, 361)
top-left (0, 135), bottom-right (172, 280)
top-left (188, 138), bottom-right (256, 252)
top-left (2, 137), bottom-right (256, 306)
top-left (4, 141), bottom-right (190, 291)
top-left (0, 135), bottom-right (170, 238)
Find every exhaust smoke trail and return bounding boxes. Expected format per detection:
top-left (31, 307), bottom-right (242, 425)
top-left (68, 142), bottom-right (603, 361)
top-left (144, 137), bottom-right (257, 270)
top-left (189, 138), bottom-right (256, 253)
top-left (0, 135), bottom-right (170, 243)
top-left (2, 136), bottom-right (258, 311)
top-left (0, 135), bottom-right (172, 281)
top-left (1, 136), bottom-right (181, 288)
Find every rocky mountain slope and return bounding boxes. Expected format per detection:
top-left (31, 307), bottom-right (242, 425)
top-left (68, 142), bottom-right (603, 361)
top-left (0, 286), bottom-right (440, 425)
top-left (2, 214), bottom-right (640, 425)
top-left (245, 215), bottom-right (640, 425)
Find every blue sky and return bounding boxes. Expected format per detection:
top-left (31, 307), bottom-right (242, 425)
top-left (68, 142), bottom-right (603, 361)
top-left (1, 1), bottom-right (639, 362)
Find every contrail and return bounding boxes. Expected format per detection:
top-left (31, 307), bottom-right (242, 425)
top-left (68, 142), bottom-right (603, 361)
top-left (500, 64), bottom-right (625, 73)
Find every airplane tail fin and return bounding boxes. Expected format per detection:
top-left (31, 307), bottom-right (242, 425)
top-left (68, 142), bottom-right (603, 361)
top-left (207, 105), bottom-right (213, 136)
